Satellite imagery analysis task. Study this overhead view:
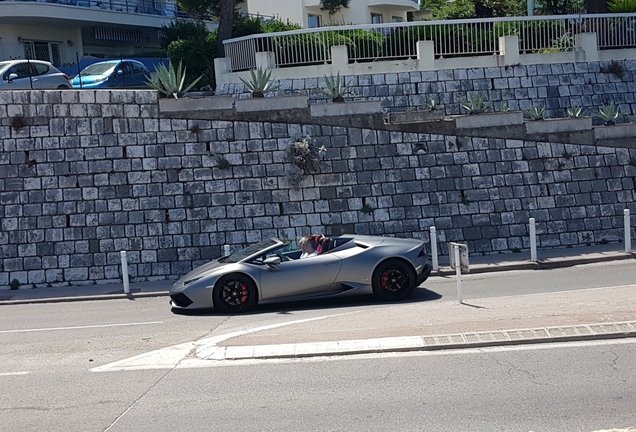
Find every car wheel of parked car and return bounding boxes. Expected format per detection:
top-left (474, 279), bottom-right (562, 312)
top-left (372, 259), bottom-right (416, 301)
top-left (213, 274), bottom-right (258, 313)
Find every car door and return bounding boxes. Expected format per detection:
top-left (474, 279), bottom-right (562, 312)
top-left (130, 62), bottom-right (146, 87)
top-left (258, 254), bottom-right (342, 300)
top-left (2, 62), bottom-right (37, 89)
top-left (115, 62), bottom-right (134, 87)
top-left (31, 62), bottom-right (58, 89)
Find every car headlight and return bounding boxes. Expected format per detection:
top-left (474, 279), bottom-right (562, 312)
top-left (183, 277), bottom-right (202, 286)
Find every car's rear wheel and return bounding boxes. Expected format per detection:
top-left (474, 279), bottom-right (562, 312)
top-left (372, 259), bottom-right (416, 301)
top-left (213, 274), bottom-right (258, 313)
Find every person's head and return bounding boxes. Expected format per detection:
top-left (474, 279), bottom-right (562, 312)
top-left (299, 236), bottom-right (318, 254)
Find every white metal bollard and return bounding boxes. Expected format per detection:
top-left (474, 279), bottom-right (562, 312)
top-left (454, 244), bottom-right (463, 304)
top-left (625, 209), bottom-right (632, 253)
top-left (529, 218), bottom-right (537, 262)
top-left (430, 226), bottom-right (438, 271)
top-left (223, 245), bottom-right (231, 256)
top-left (120, 251), bottom-right (130, 294)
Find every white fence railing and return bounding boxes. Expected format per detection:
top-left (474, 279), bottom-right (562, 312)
top-left (223, 13), bottom-right (636, 72)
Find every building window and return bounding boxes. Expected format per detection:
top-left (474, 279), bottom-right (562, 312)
top-left (392, 16), bottom-right (404, 22)
top-left (22, 41), bottom-right (62, 67)
top-left (308, 14), bottom-right (322, 28)
top-left (371, 13), bottom-right (384, 24)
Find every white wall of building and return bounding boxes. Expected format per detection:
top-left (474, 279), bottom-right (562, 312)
top-left (0, 25), bottom-right (82, 65)
top-left (241, 0), bottom-right (416, 27)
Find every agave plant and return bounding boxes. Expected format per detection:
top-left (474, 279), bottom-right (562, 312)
top-left (316, 73), bottom-right (351, 103)
top-left (567, 106), bottom-right (585, 118)
top-left (145, 61), bottom-right (203, 99)
top-left (460, 92), bottom-right (489, 114)
top-left (498, 102), bottom-right (510, 112)
top-left (597, 102), bottom-right (621, 125)
top-left (526, 105), bottom-right (545, 121)
top-left (239, 67), bottom-right (281, 98)
top-left (424, 96), bottom-right (442, 111)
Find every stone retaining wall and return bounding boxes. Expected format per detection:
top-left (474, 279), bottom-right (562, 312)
top-left (216, 60), bottom-right (636, 119)
top-left (0, 88), bottom-right (635, 288)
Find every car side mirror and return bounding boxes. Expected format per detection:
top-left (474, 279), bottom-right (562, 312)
top-left (263, 256), bottom-right (281, 268)
top-left (116, 69), bottom-right (123, 75)
top-left (8, 73), bottom-right (18, 83)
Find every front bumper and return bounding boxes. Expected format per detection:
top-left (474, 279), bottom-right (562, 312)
top-left (170, 292), bottom-right (193, 308)
top-left (417, 263), bottom-right (433, 285)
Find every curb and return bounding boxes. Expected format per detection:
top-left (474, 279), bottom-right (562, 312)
top-left (0, 291), bottom-right (168, 306)
top-left (435, 252), bottom-right (635, 276)
top-left (208, 321), bottom-right (636, 361)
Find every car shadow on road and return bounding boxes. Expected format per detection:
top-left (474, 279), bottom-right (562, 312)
top-left (171, 287), bottom-right (442, 317)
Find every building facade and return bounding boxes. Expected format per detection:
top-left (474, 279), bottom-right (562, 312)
top-left (0, 0), bottom-right (216, 66)
top-left (238, 0), bottom-right (421, 27)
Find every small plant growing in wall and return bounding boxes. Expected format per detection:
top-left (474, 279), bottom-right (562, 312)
top-left (9, 279), bottom-right (20, 290)
top-left (190, 124), bottom-right (202, 135)
top-left (600, 60), bottom-right (625, 79)
top-left (215, 156), bottom-right (232, 170)
top-left (239, 67), bottom-right (281, 98)
top-left (11, 115), bottom-right (27, 132)
top-left (360, 203), bottom-right (375, 215)
top-left (317, 73), bottom-right (352, 103)
top-left (285, 136), bottom-right (326, 189)
top-left (596, 102), bottom-right (621, 125)
top-left (460, 92), bottom-right (490, 115)
top-left (526, 105), bottom-right (545, 121)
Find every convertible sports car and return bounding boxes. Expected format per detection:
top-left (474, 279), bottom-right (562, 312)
top-left (170, 234), bottom-right (433, 313)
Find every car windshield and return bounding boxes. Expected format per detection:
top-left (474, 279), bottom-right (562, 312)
top-left (223, 238), bottom-right (281, 263)
top-left (80, 63), bottom-right (117, 76)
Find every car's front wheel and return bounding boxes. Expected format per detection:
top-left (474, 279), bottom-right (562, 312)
top-left (213, 274), bottom-right (258, 313)
top-left (372, 259), bottom-right (416, 301)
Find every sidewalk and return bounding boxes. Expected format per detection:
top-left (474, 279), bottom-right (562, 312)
top-left (0, 243), bottom-right (632, 305)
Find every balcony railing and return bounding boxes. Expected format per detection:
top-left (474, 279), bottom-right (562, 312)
top-left (223, 13), bottom-right (636, 72)
top-left (6, 0), bottom-right (193, 19)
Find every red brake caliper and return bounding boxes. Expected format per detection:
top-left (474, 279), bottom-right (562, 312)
top-left (240, 283), bottom-right (249, 304)
top-left (381, 270), bottom-right (390, 288)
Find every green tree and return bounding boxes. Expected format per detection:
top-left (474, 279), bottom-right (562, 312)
top-left (320, 0), bottom-right (350, 15)
top-left (177, 0), bottom-right (242, 56)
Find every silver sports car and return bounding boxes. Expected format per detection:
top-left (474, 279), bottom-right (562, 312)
top-left (170, 234), bottom-right (433, 313)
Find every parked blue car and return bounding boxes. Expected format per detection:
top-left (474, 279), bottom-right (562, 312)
top-left (71, 60), bottom-right (151, 89)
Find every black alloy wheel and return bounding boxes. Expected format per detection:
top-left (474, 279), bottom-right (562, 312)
top-left (372, 259), bottom-right (416, 301)
top-left (213, 274), bottom-right (258, 313)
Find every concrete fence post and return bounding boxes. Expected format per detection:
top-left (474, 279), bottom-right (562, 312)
top-left (625, 209), bottom-right (632, 253)
top-left (430, 226), bottom-right (438, 271)
top-left (120, 251), bottom-right (130, 294)
top-left (529, 218), bottom-right (537, 262)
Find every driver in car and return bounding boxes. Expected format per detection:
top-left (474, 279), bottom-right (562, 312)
top-left (299, 236), bottom-right (319, 259)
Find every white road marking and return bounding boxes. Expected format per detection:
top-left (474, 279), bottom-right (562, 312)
top-left (91, 315), bottom-right (336, 372)
top-left (0, 321), bottom-right (163, 334)
top-left (0, 371), bottom-right (30, 376)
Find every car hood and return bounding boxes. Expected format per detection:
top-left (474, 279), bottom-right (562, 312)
top-left (72, 75), bottom-right (106, 84)
top-left (177, 258), bottom-right (227, 283)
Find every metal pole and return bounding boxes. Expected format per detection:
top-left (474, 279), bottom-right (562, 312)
top-left (529, 217), bottom-right (537, 262)
top-left (454, 244), bottom-right (463, 304)
top-left (625, 209), bottom-right (632, 253)
top-left (430, 226), bottom-right (438, 271)
top-left (120, 251), bottom-right (130, 294)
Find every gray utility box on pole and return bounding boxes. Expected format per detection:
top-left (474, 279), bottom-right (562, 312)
top-left (449, 242), bottom-right (470, 273)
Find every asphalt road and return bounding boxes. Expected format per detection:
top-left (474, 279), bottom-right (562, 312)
top-left (0, 261), bottom-right (634, 431)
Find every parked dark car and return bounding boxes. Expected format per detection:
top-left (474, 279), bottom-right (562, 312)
top-left (71, 59), bottom-right (151, 89)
